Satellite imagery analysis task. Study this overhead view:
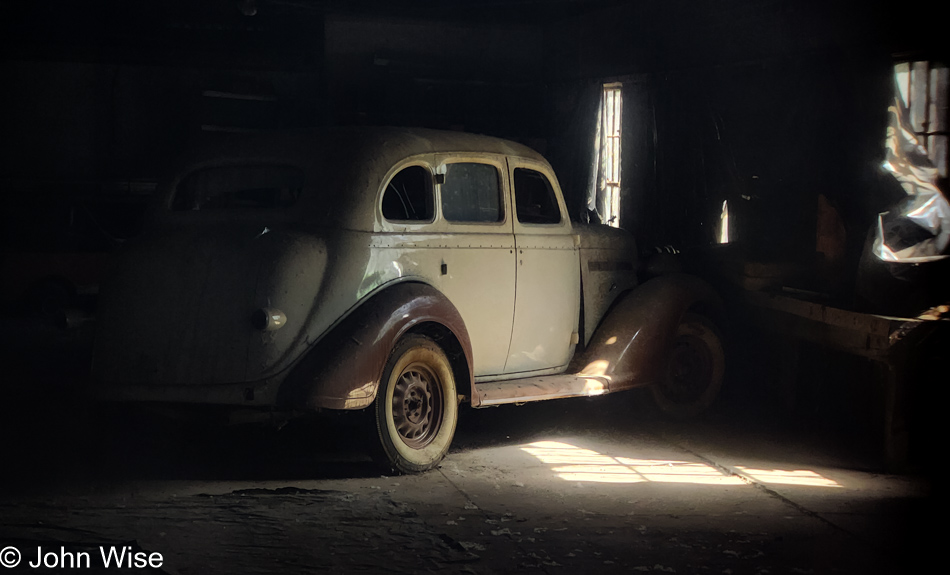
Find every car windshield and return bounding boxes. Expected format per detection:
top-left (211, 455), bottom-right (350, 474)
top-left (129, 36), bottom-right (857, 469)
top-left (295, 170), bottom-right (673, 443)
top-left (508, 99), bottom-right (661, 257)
top-left (172, 165), bottom-right (304, 211)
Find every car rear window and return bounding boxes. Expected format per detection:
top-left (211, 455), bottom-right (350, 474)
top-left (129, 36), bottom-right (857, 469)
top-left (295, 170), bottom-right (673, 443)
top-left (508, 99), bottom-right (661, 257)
top-left (172, 165), bottom-right (304, 211)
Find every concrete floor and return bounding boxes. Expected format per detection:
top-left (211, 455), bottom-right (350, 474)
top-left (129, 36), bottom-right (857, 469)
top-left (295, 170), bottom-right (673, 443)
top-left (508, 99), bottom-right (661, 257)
top-left (0, 318), bottom-right (935, 574)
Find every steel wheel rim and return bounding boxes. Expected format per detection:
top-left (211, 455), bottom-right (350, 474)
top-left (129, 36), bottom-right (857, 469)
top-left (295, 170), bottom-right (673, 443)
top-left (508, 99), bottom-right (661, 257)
top-left (391, 362), bottom-right (444, 449)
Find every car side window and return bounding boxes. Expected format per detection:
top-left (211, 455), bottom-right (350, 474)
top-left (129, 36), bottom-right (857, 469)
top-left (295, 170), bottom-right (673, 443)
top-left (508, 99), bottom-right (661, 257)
top-left (441, 163), bottom-right (503, 223)
top-left (513, 168), bottom-right (561, 224)
top-left (382, 165), bottom-right (434, 222)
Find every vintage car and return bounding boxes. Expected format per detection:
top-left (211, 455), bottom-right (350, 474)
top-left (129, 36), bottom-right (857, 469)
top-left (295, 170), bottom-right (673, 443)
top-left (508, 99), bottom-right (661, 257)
top-left (92, 127), bottom-right (725, 473)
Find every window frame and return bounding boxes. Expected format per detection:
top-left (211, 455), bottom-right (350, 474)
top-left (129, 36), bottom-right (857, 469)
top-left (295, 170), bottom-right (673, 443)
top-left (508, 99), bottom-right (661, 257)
top-left (894, 60), bottom-right (948, 182)
top-left (593, 82), bottom-right (623, 228)
top-left (508, 160), bottom-right (570, 232)
top-left (378, 160), bottom-right (437, 230)
top-left (434, 154), bottom-right (512, 234)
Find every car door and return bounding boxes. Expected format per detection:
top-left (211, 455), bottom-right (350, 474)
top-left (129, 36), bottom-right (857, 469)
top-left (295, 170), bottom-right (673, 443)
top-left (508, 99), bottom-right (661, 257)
top-left (435, 155), bottom-right (517, 377)
top-left (504, 159), bottom-right (580, 375)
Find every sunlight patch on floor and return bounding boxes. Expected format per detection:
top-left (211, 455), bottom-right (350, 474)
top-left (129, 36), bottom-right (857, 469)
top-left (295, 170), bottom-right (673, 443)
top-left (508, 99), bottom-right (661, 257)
top-left (521, 441), bottom-right (840, 487)
top-left (735, 466), bottom-right (841, 487)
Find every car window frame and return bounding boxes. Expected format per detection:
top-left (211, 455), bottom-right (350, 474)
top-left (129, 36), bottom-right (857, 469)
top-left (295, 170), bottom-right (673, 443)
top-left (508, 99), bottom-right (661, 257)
top-left (434, 153), bottom-right (512, 235)
top-left (507, 158), bottom-right (571, 234)
top-left (377, 159), bottom-right (439, 232)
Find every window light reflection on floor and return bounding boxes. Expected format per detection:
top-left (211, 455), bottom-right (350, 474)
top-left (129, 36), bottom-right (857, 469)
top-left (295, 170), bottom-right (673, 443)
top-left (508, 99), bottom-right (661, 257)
top-left (734, 466), bottom-right (841, 487)
top-left (521, 441), bottom-right (840, 487)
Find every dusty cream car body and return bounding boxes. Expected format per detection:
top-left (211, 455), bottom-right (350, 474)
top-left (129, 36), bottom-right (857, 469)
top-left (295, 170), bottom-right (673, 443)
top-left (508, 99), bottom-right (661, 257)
top-left (93, 127), bottom-right (724, 473)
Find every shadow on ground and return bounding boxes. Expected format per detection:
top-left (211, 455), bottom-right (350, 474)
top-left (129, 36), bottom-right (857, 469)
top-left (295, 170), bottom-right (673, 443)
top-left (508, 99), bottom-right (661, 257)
top-left (0, 314), bottom-right (912, 491)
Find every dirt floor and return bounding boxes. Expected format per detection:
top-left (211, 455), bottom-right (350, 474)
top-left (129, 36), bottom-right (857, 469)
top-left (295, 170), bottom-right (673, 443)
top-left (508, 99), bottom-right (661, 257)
top-left (0, 317), bottom-right (935, 574)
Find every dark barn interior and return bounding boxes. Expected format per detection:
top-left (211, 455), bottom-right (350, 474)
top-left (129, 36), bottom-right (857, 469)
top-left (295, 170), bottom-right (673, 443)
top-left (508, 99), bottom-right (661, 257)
top-left (0, 1), bottom-right (945, 573)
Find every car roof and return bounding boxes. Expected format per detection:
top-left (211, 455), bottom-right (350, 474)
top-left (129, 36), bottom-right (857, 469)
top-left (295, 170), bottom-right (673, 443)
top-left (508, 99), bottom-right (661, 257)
top-left (160, 127), bottom-right (550, 230)
top-left (184, 126), bottom-right (546, 167)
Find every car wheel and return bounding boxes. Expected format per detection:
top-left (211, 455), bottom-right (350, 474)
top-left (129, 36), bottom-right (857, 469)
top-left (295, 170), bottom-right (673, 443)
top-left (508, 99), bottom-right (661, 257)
top-left (373, 334), bottom-right (458, 474)
top-left (651, 312), bottom-right (725, 419)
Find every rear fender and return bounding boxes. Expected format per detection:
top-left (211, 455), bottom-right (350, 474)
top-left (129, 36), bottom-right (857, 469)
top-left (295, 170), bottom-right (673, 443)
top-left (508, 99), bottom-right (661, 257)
top-left (570, 273), bottom-right (723, 391)
top-left (277, 282), bottom-right (473, 410)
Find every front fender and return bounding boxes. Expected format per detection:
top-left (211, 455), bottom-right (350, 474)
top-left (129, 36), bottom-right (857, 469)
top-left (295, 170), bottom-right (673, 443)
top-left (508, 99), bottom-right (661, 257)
top-left (277, 282), bottom-right (473, 411)
top-left (570, 273), bottom-right (723, 391)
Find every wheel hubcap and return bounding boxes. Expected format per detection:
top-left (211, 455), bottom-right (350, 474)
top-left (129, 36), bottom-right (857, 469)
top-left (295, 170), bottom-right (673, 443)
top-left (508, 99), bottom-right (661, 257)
top-left (392, 363), bottom-right (443, 449)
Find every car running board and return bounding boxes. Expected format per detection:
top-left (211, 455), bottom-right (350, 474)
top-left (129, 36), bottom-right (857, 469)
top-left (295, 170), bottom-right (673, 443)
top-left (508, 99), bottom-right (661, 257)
top-left (472, 373), bottom-right (612, 407)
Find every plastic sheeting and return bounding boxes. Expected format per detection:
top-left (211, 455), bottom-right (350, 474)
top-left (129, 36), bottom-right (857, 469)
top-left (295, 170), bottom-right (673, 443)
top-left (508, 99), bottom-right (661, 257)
top-left (873, 93), bottom-right (950, 262)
